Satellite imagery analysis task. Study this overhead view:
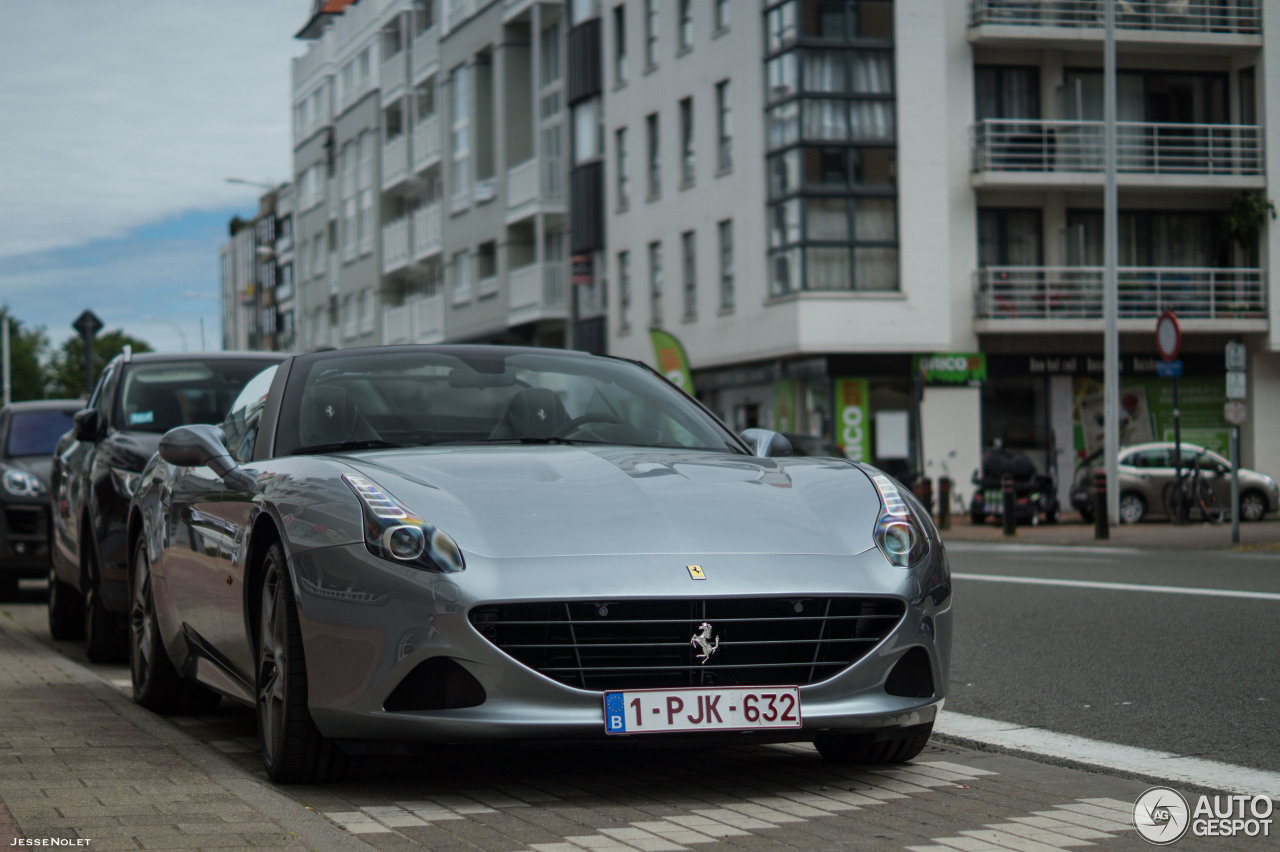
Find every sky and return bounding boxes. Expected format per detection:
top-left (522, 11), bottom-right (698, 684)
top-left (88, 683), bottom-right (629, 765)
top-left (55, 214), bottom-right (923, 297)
top-left (0, 0), bottom-right (314, 360)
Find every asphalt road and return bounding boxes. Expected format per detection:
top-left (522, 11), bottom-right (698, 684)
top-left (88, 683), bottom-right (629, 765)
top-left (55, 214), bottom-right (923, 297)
top-left (944, 542), bottom-right (1280, 774)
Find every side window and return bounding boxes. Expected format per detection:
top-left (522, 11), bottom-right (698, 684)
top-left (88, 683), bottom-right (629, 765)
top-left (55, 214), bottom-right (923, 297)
top-left (221, 366), bottom-right (278, 464)
top-left (91, 365), bottom-right (117, 420)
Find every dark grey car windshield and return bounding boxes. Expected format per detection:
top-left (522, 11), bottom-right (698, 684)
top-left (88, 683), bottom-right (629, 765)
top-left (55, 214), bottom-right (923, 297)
top-left (277, 349), bottom-right (742, 456)
top-left (6, 410), bottom-right (76, 456)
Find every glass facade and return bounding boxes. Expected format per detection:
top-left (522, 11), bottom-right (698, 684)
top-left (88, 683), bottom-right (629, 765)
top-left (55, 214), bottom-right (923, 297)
top-left (763, 0), bottom-right (898, 296)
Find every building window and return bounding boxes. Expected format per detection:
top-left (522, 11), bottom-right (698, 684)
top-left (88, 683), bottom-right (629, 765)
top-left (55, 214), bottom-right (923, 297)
top-left (648, 241), bottom-right (663, 327)
top-left (678, 0), bottom-right (693, 51)
top-left (452, 249), bottom-right (472, 302)
top-left (718, 219), bottom-right (734, 310)
top-left (644, 0), bottom-right (658, 69)
top-left (618, 250), bottom-right (631, 332)
top-left (541, 21), bottom-right (562, 86)
top-left (415, 0), bottom-right (435, 34)
top-left (616, 127), bottom-right (629, 209)
top-left (613, 5), bottom-right (627, 85)
top-left (358, 132), bottom-right (374, 254)
top-left (679, 97), bottom-right (694, 187)
top-left (451, 63), bottom-right (470, 201)
top-left (681, 230), bottom-right (696, 320)
top-left (645, 112), bottom-right (660, 199)
top-left (716, 80), bottom-right (731, 171)
top-left (713, 0), bottom-right (729, 33)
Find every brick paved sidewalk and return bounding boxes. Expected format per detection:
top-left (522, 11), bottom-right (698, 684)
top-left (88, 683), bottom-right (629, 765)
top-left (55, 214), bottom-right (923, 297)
top-left (0, 618), bottom-right (373, 852)
top-left (939, 514), bottom-right (1280, 550)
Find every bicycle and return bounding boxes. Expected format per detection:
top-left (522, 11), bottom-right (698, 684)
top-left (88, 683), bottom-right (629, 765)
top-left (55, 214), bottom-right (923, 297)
top-left (1165, 448), bottom-right (1224, 525)
top-left (927, 450), bottom-right (970, 519)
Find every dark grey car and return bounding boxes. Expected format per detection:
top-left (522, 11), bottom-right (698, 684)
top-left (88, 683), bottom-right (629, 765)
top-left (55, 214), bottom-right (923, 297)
top-left (129, 346), bottom-right (952, 783)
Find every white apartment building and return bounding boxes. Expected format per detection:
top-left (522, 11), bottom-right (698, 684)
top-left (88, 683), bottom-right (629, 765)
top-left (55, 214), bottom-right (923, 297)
top-left (287, 0), bottom-right (573, 355)
top-left (594, 0), bottom-right (1279, 499)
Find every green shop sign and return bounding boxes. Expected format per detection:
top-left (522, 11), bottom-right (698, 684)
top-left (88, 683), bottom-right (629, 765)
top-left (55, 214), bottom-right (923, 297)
top-left (913, 352), bottom-right (987, 385)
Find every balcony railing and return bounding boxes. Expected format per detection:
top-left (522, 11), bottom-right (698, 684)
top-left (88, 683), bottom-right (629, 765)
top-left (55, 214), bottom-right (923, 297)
top-left (974, 266), bottom-right (1266, 321)
top-left (509, 261), bottom-right (567, 315)
top-left (382, 135), bottom-right (410, 189)
top-left (972, 119), bottom-right (1262, 177)
top-left (413, 115), bottom-right (441, 170)
top-left (507, 159), bottom-right (539, 209)
top-left (968, 0), bottom-right (1261, 35)
top-left (381, 293), bottom-right (446, 344)
top-left (382, 50), bottom-right (407, 98)
top-left (382, 217), bottom-right (410, 273)
top-left (383, 302), bottom-right (411, 343)
top-left (478, 274), bottom-right (499, 298)
top-left (412, 202), bottom-right (442, 261)
top-left (412, 27), bottom-right (439, 78)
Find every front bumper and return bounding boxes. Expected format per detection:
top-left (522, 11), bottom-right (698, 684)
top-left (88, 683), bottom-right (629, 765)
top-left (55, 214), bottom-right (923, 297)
top-left (0, 498), bottom-right (53, 578)
top-left (287, 542), bottom-right (951, 745)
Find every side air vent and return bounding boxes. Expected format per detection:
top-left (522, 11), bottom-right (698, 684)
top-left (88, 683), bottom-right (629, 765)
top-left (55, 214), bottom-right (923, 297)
top-left (383, 657), bottom-right (486, 712)
top-left (884, 647), bottom-right (935, 698)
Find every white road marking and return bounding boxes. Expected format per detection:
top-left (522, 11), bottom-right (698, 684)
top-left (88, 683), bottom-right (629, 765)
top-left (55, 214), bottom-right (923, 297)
top-left (944, 542), bottom-right (1135, 556)
top-left (953, 571), bottom-right (1280, 602)
top-left (906, 797), bottom-right (1135, 852)
top-left (938, 711), bottom-right (1280, 799)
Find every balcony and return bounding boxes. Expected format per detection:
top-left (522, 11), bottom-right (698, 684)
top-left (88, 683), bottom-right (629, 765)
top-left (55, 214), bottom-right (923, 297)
top-left (973, 266), bottom-right (1267, 332)
top-left (382, 134), bottom-right (410, 190)
top-left (383, 302), bottom-right (411, 343)
top-left (412, 27), bottom-right (439, 81)
top-left (506, 155), bottom-right (567, 223)
top-left (508, 261), bottom-right (568, 325)
top-left (381, 293), bottom-right (446, 344)
top-left (382, 217), bottom-right (410, 274)
top-left (382, 49), bottom-right (407, 103)
top-left (972, 119), bottom-right (1264, 189)
top-left (413, 115), bottom-right (441, 171)
top-left (968, 0), bottom-right (1262, 46)
top-left (411, 202), bottom-right (442, 261)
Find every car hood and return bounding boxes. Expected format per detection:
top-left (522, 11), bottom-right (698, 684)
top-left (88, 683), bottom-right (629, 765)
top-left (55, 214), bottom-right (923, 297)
top-left (341, 446), bottom-right (885, 560)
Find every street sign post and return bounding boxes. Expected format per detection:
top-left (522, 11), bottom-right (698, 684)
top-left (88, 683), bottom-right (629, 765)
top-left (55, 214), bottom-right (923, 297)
top-left (1155, 312), bottom-right (1183, 524)
top-left (72, 310), bottom-right (103, 397)
top-left (1224, 343), bottom-right (1247, 544)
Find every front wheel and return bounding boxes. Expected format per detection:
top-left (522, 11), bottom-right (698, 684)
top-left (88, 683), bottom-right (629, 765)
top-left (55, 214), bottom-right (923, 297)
top-left (0, 576), bottom-right (18, 602)
top-left (1240, 490), bottom-right (1268, 523)
top-left (48, 565), bottom-right (85, 640)
top-left (1196, 481), bottom-right (1223, 525)
top-left (1118, 492), bottom-right (1147, 525)
top-left (257, 542), bottom-right (347, 784)
top-left (815, 722), bottom-right (933, 765)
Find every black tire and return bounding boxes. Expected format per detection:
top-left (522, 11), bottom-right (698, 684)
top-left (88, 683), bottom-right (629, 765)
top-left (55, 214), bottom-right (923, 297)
top-left (1196, 481), bottom-right (1223, 525)
top-left (48, 565), bottom-right (85, 640)
top-left (1118, 492), bottom-right (1147, 525)
top-left (815, 722), bottom-right (933, 765)
top-left (1240, 490), bottom-right (1268, 523)
top-left (83, 537), bottom-right (127, 663)
top-left (256, 541), bottom-right (347, 784)
top-left (129, 537), bottom-right (221, 714)
top-left (0, 575), bottom-right (19, 602)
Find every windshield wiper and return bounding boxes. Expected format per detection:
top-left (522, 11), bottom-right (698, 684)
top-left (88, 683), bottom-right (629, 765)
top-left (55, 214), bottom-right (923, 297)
top-left (292, 439), bottom-right (406, 455)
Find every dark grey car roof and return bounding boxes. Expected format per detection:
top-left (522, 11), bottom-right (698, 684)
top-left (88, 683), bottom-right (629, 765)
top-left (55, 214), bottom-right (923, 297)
top-left (0, 399), bottom-right (84, 413)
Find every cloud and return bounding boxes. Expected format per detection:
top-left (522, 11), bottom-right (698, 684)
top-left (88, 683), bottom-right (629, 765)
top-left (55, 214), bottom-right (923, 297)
top-left (0, 0), bottom-right (313, 260)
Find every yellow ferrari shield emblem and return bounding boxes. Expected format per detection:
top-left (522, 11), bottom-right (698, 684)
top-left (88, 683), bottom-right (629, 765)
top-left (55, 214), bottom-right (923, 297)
top-left (687, 564), bottom-right (706, 580)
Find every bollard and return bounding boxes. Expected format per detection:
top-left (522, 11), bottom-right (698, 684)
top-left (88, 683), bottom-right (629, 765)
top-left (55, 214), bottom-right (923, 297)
top-left (1002, 473), bottom-right (1016, 536)
top-left (912, 478), bottom-right (934, 517)
top-left (1094, 468), bottom-right (1109, 540)
top-left (937, 477), bottom-right (952, 531)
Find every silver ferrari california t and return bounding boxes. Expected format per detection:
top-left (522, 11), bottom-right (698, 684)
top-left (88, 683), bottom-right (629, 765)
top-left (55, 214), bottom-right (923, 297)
top-left (128, 346), bottom-right (951, 783)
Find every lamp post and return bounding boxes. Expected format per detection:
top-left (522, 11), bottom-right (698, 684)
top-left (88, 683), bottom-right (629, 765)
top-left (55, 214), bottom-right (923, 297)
top-left (225, 177), bottom-right (279, 191)
top-left (140, 316), bottom-right (188, 352)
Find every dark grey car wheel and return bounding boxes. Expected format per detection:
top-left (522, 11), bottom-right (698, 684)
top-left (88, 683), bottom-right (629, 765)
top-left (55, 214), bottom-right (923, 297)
top-left (130, 538), bottom-right (220, 714)
top-left (0, 575), bottom-right (18, 602)
top-left (256, 541), bottom-right (346, 784)
top-left (1240, 490), bottom-right (1268, 523)
top-left (48, 565), bottom-right (85, 640)
top-left (83, 539), bottom-right (127, 663)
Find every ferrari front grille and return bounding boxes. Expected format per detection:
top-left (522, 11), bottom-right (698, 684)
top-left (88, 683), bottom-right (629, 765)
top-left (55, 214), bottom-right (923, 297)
top-left (468, 596), bottom-right (905, 691)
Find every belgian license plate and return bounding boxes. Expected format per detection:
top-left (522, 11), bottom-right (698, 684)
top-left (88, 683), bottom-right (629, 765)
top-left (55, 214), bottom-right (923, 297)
top-left (603, 686), bottom-right (802, 734)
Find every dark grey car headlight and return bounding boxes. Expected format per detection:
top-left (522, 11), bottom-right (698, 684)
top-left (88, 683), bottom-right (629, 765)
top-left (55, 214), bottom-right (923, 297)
top-left (342, 474), bottom-right (464, 574)
top-left (868, 473), bottom-right (931, 568)
top-left (3, 469), bottom-right (46, 498)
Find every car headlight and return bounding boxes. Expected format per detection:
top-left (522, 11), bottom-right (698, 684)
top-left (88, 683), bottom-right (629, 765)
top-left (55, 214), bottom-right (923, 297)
top-left (342, 474), bottom-right (464, 574)
top-left (3, 469), bottom-right (46, 497)
top-left (868, 473), bottom-right (931, 569)
top-left (110, 466), bottom-right (142, 499)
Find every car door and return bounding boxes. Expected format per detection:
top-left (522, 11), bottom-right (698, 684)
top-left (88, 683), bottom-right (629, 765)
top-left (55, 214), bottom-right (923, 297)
top-left (1123, 448), bottom-right (1172, 514)
top-left (51, 363), bottom-right (118, 587)
top-left (160, 460), bottom-right (229, 657)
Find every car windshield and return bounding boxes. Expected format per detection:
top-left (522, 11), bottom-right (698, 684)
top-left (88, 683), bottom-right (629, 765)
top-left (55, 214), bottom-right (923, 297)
top-left (277, 348), bottom-right (744, 456)
top-left (117, 360), bottom-right (279, 434)
top-left (6, 410), bottom-right (76, 457)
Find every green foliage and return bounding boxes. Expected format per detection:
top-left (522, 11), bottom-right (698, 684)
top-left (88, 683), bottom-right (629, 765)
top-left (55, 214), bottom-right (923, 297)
top-left (0, 308), bottom-right (51, 402)
top-left (1216, 192), bottom-right (1277, 250)
top-left (46, 330), bottom-right (153, 400)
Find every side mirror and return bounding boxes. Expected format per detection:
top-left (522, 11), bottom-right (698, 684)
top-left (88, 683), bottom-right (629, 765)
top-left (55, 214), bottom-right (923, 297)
top-left (159, 424), bottom-right (257, 491)
top-left (741, 428), bottom-right (793, 459)
top-left (72, 409), bottom-right (102, 442)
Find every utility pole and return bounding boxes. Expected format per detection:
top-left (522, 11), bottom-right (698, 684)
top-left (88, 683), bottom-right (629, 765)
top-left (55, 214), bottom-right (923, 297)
top-left (1103, 0), bottom-right (1120, 525)
top-left (2, 316), bottom-right (11, 407)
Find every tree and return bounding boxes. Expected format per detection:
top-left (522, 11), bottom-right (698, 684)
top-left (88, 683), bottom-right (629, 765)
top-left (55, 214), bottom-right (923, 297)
top-left (46, 330), bottom-right (153, 400)
top-left (0, 308), bottom-right (51, 402)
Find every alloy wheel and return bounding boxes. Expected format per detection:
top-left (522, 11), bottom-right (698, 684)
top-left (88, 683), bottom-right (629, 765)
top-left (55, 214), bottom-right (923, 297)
top-left (129, 548), bottom-right (155, 695)
top-left (1241, 492), bottom-right (1267, 523)
top-left (257, 560), bottom-right (287, 766)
